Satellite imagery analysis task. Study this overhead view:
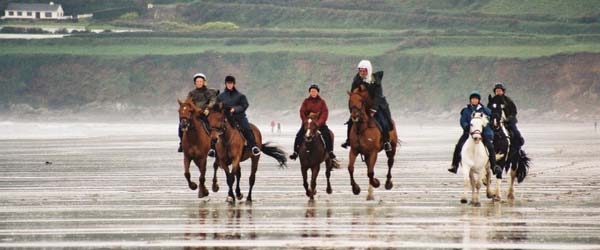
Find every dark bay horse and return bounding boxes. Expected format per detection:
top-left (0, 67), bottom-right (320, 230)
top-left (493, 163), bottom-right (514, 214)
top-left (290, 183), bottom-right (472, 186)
top-left (207, 104), bottom-right (287, 203)
top-left (299, 112), bottom-right (339, 200)
top-left (488, 95), bottom-right (531, 201)
top-left (178, 98), bottom-right (220, 198)
top-left (346, 86), bottom-right (399, 200)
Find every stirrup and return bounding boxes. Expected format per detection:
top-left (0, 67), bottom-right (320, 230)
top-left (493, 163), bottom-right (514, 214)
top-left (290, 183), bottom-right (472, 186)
top-left (208, 149), bottom-right (216, 157)
top-left (447, 165), bottom-right (458, 174)
top-left (251, 146), bottom-right (261, 156)
top-left (384, 141), bottom-right (392, 152)
top-left (289, 152), bottom-right (298, 160)
top-left (328, 151), bottom-right (336, 160)
top-left (341, 141), bottom-right (349, 149)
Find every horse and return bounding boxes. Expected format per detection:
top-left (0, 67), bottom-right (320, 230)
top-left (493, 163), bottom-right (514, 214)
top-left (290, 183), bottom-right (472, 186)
top-left (460, 112), bottom-right (494, 207)
top-left (488, 95), bottom-right (531, 201)
top-left (177, 98), bottom-right (220, 198)
top-left (299, 112), bottom-right (339, 200)
top-left (207, 103), bottom-right (287, 203)
top-left (346, 86), bottom-right (398, 200)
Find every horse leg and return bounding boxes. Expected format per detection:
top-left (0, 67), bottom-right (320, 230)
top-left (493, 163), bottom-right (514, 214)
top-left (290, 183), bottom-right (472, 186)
top-left (234, 162), bottom-right (243, 201)
top-left (508, 168), bottom-right (516, 200)
top-left (212, 160), bottom-right (219, 192)
top-left (246, 156), bottom-right (258, 203)
top-left (302, 165), bottom-right (310, 198)
top-left (461, 166), bottom-right (469, 204)
top-left (385, 149), bottom-right (395, 190)
top-left (493, 173), bottom-right (502, 202)
top-left (366, 153), bottom-right (380, 188)
top-left (183, 155), bottom-right (197, 190)
top-left (471, 171), bottom-right (481, 207)
top-left (348, 149), bottom-right (361, 195)
top-left (221, 162), bottom-right (235, 204)
top-left (310, 164), bottom-right (320, 199)
top-left (194, 158), bottom-right (209, 198)
top-left (325, 159), bottom-right (333, 194)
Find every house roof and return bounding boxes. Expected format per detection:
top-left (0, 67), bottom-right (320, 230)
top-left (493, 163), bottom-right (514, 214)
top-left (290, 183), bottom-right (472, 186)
top-left (6, 3), bottom-right (62, 12)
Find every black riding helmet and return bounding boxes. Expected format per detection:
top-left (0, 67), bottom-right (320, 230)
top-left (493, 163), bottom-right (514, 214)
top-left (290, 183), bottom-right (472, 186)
top-left (308, 83), bottom-right (319, 92)
top-left (469, 91), bottom-right (481, 100)
top-left (493, 82), bottom-right (506, 92)
top-left (224, 75), bottom-right (236, 84)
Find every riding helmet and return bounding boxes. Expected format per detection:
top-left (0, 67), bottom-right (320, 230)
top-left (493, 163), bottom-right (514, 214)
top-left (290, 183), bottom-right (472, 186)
top-left (193, 73), bottom-right (206, 82)
top-left (493, 82), bottom-right (506, 92)
top-left (224, 75), bottom-right (236, 84)
top-left (469, 91), bottom-right (481, 100)
top-left (308, 83), bottom-right (320, 92)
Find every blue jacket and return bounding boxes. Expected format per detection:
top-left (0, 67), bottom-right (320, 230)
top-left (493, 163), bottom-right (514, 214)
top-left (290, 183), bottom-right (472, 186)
top-left (217, 87), bottom-right (249, 117)
top-left (460, 104), bottom-right (493, 139)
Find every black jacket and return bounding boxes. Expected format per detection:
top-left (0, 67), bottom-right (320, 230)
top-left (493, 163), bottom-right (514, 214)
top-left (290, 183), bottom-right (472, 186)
top-left (488, 95), bottom-right (518, 123)
top-left (217, 87), bottom-right (249, 117)
top-left (351, 71), bottom-right (387, 111)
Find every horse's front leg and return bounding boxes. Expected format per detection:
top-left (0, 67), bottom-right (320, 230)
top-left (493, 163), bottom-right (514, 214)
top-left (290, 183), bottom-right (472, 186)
top-left (325, 159), bottom-right (333, 194)
top-left (366, 153), bottom-right (380, 188)
top-left (194, 158), bottom-right (209, 198)
top-left (385, 147), bottom-right (395, 190)
top-left (233, 161), bottom-right (243, 201)
top-left (348, 149), bottom-right (361, 195)
top-left (310, 164), bottom-right (320, 199)
top-left (212, 160), bottom-right (219, 192)
top-left (461, 166), bottom-right (469, 204)
top-left (471, 171), bottom-right (481, 207)
top-left (508, 168), bottom-right (516, 200)
top-left (220, 160), bottom-right (235, 204)
top-left (246, 156), bottom-right (259, 203)
top-left (183, 154), bottom-right (197, 190)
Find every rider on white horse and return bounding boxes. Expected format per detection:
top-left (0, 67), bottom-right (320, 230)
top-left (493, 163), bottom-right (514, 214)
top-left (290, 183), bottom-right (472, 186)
top-left (448, 91), bottom-right (501, 175)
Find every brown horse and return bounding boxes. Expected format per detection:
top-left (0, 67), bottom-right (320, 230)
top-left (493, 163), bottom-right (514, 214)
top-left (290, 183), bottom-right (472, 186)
top-left (346, 86), bottom-right (399, 200)
top-left (299, 112), bottom-right (339, 200)
top-left (177, 98), bottom-right (220, 198)
top-left (207, 103), bottom-right (287, 203)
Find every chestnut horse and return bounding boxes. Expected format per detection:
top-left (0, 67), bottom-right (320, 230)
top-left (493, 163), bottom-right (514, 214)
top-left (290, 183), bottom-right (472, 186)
top-left (347, 86), bottom-right (399, 200)
top-left (178, 98), bottom-right (220, 198)
top-left (208, 104), bottom-right (287, 203)
top-left (299, 112), bottom-right (339, 200)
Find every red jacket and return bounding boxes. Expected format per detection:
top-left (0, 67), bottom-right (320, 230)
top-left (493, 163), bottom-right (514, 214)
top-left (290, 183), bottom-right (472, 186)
top-left (300, 96), bottom-right (328, 127)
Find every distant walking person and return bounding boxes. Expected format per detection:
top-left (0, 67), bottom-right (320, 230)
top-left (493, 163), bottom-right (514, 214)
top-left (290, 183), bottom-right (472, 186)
top-left (277, 122), bottom-right (281, 134)
top-left (270, 120), bottom-right (276, 133)
top-left (595, 121), bottom-right (598, 133)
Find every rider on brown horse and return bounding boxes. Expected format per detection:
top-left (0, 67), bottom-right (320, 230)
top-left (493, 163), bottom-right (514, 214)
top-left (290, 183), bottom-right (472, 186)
top-left (208, 75), bottom-right (261, 157)
top-left (341, 60), bottom-right (393, 152)
top-left (488, 82), bottom-right (524, 148)
top-left (289, 83), bottom-right (336, 161)
top-left (178, 73), bottom-right (218, 152)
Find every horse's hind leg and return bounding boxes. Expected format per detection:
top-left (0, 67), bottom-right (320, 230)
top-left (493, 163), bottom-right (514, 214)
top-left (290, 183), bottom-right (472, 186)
top-left (221, 162), bottom-right (235, 204)
top-left (348, 149), bottom-right (361, 195)
top-left (194, 158), bottom-right (209, 198)
top-left (385, 149), bottom-right (395, 190)
top-left (246, 156), bottom-right (259, 203)
top-left (325, 160), bottom-right (333, 194)
top-left (212, 160), bottom-right (219, 192)
top-left (508, 169), bottom-right (516, 200)
top-left (183, 155), bottom-right (197, 190)
top-left (366, 153), bottom-right (380, 188)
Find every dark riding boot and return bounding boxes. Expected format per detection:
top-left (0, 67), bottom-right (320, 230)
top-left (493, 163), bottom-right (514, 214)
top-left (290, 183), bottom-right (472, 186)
top-left (375, 111), bottom-right (392, 152)
top-left (483, 138), bottom-right (501, 175)
top-left (341, 119), bottom-right (352, 149)
top-left (448, 131), bottom-right (469, 174)
top-left (177, 124), bottom-right (183, 153)
top-left (289, 127), bottom-right (304, 160)
top-left (242, 128), bottom-right (261, 156)
top-left (507, 122), bottom-right (525, 148)
top-left (319, 126), bottom-right (336, 160)
top-left (208, 138), bottom-right (217, 157)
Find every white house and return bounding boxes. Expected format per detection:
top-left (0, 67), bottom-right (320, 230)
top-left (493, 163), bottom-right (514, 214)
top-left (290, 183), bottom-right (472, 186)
top-left (2, 2), bottom-right (66, 20)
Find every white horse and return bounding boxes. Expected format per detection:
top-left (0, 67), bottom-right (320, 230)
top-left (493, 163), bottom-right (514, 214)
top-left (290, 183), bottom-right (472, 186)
top-left (460, 112), bottom-right (494, 207)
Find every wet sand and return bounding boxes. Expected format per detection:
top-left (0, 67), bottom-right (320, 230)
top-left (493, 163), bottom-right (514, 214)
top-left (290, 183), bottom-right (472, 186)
top-left (1, 122), bottom-right (599, 249)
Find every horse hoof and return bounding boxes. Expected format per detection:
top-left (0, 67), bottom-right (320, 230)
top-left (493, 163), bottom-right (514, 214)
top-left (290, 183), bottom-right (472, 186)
top-left (508, 194), bottom-right (515, 200)
top-left (326, 186), bottom-right (332, 194)
top-left (352, 185), bottom-right (361, 195)
top-left (236, 193), bottom-right (244, 200)
top-left (226, 196), bottom-right (235, 204)
top-left (460, 198), bottom-right (468, 204)
top-left (366, 194), bottom-right (374, 201)
top-left (370, 178), bottom-right (380, 188)
top-left (493, 196), bottom-right (501, 202)
top-left (198, 189), bottom-right (209, 198)
top-left (212, 184), bottom-right (219, 193)
top-left (487, 193), bottom-right (494, 199)
top-left (189, 182), bottom-right (198, 190)
top-left (309, 196), bottom-right (314, 201)
top-left (385, 180), bottom-right (393, 190)
top-left (473, 202), bottom-right (481, 207)
top-left (245, 198), bottom-right (253, 205)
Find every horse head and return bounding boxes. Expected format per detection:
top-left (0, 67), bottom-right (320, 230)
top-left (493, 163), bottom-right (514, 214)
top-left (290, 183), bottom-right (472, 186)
top-left (488, 95), bottom-right (506, 129)
top-left (347, 87), bottom-right (371, 123)
top-left (303, 112), bottom-right (320, 142)
top-left (470, 112), bottom-right (488, 143)
top-left (178, 98), bottom-right (198, 132)
top-left (207, 102), bottom-right (228, 142)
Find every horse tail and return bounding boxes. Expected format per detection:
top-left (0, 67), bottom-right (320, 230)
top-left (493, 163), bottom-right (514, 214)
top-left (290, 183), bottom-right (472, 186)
top-left (261, 142), bottom-right (287, 168)
top-left (515, 149), bottom-right (531, 183)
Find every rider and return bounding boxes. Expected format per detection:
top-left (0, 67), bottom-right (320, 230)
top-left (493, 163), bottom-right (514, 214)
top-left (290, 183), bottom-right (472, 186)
top-left (341, 59), bottom-right (393, 152)
top-left (289, 83), bottom-right (336, 161)
top-left (448, 91), bottom-right (501, 175)
top-left (488, 82), bottom-right (524, 148)
top-left (208, 75), bottom-right (261, 157)
top-left (178, 73), bottom-right (218, 152)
